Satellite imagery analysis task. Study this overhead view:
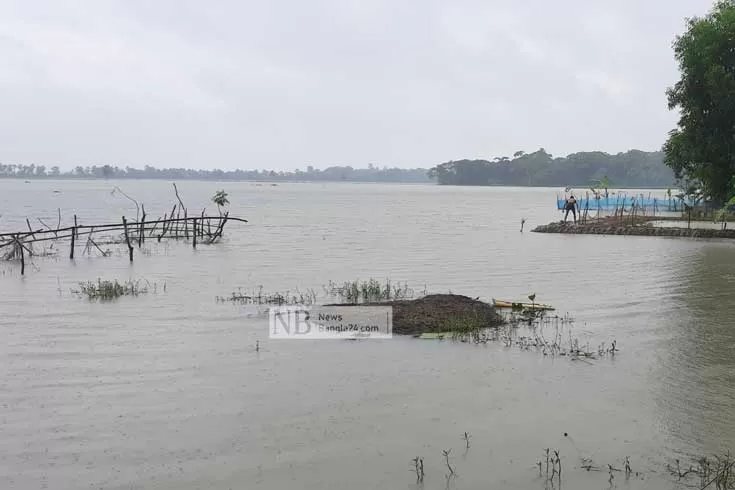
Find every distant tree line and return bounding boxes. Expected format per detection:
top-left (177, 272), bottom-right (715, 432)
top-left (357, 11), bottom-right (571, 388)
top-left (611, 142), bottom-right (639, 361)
top-left (427, 149), bottom-right (676, 187)
top-left (0, 148), bottom-right (676, 187)
top-left (0, 163), bottom-right (431, 183)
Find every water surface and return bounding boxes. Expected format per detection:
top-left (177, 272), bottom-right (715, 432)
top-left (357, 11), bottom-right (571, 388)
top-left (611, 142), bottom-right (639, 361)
top-left (1, 180), bottom-right (734, 489)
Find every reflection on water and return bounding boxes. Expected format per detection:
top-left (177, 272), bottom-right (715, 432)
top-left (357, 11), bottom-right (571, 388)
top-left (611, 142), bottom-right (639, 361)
top-left (649, 220), bottom-right (722, 229)
top-left (0, 181), bottom-right (734, 489)
top-left (655, 244), bottom-right (735, 459)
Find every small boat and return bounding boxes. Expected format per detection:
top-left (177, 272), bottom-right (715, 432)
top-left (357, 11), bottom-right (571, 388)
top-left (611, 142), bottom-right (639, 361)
top-left (492, 299), bottom-right (555, 311)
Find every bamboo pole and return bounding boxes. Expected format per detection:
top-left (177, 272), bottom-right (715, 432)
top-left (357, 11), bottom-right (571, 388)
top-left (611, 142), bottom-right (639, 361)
top-left (16, 235), bottom-right (24, 275)
top-left (70, 224), bottom-right (75, 259)
top-left (139, 205), bottom-right (146, 247)
top-left (122, 216), bottom-right (134, 262)
top-left (0, 215), bottom-right (247, 239)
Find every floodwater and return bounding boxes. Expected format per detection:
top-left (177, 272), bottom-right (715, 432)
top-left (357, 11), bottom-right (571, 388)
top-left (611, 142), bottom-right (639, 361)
top-left (1, 180), bottom-right (735, 490)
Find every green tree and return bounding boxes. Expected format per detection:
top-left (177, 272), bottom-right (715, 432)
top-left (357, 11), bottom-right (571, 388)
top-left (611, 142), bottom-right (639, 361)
top-left (212, 190), bottom-right (229, 215)
top-left (663, 0), bottom-right (735, 204)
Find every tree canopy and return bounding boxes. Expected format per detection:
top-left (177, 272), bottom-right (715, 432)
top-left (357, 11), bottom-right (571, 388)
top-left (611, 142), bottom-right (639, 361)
top-left (663, 0), bottom-right (735, 204)
top-left (427, 149), bottom-right (674, 187)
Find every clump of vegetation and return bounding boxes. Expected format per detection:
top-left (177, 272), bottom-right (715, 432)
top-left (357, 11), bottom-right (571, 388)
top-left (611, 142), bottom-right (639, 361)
top-left (324, 278), bottom-right (420, 304)
top-left (72, 278), bottom-right (162, 300)
top-left (437, 305), bottom-right (620, 364)
top-left (440, 313), bottom-right (488, 337)
top-left (216, 279), bottom-right (425, 309)
top-left (216, 286), bottom-right (318, 306)
top-left (668, 452), bottom-right (734, 489)
top-left (538, 449), bottom-right (562, 486)
top-left (212, 189), bottom-right (229, 215)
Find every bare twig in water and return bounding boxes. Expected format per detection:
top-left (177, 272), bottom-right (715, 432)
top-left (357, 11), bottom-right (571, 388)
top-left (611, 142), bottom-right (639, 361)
top-left (411, 457), bottom-right (425, 482)
top-left (580, 457), bottom-right (601, 471)
top-left (111, 186), bottom-right (141, 221)
top-left (37, 217), bottom-right (55, 235)
top-left (172, 182), bottom-right (187, 212)
top-left (543, 449), bottom-right (562, 485)
top-left (172, 183), bottom-right (189, 237)
top-left (669, 458), bottom-right (698, 479)
top-left (443, 449), bottom-right (455, 476)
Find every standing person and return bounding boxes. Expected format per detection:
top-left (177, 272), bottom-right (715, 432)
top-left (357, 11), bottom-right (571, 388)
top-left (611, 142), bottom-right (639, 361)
top-left (563, 195), bottom-right (578, 223)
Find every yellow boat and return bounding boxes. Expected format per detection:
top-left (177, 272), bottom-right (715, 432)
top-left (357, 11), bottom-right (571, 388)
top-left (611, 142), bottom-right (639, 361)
top-left (492, 299), bottom-right (555, 311)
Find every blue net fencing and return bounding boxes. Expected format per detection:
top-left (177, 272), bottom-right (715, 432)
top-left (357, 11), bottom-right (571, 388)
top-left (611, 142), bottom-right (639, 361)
top-left (556, 192), bottom-right (697, 211)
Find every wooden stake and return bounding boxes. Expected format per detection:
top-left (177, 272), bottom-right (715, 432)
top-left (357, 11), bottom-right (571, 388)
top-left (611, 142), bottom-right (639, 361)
top-left (193, 219), bottom-right (197, 249)
top-left (25, 218), bottom-right (38, 241)
top-left (70, 224), bottom-right (75, 259)
top-left (139, 205), bottom-right (146, 247)
top-left (122, 216), bottom-right (134, 262)
top-left (16, 235), bottom-right (25, 275)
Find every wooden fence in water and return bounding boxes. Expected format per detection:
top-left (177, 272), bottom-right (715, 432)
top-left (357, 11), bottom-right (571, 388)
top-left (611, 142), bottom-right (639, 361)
top-left (0, 211), bottom-right (248, 275)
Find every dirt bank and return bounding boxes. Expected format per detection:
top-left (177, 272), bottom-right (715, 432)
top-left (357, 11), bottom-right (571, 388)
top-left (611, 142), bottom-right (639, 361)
top-left (532, 220), bottom-right (735, 239)
top-left (327, 294), bottom-right (504, 335)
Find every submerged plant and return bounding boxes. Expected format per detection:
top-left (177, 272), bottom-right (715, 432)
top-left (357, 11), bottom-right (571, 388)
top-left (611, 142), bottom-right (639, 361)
top-left (440, 314), bottom-right (488, 337)
top-left (72, 278), bottom-right (158, 300)
top-left (216, 286), bottom-right (317, 306)
top-left (442, 449), bottom-right (455, 476)
top-left (217, 279), bottom-right (427, 309)
top-left (325, 278), bottom-right (418, 304)
top-left (411, 457), bottom-right (425, 482)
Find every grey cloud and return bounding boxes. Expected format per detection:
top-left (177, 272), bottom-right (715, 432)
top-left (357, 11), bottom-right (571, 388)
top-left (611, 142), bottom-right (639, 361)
top-left (0, 0), bottom-right (716, 170)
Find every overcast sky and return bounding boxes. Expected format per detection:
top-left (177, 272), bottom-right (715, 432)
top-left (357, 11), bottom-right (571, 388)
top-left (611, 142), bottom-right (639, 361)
top-left (0, 0), bottom-right (715, 171)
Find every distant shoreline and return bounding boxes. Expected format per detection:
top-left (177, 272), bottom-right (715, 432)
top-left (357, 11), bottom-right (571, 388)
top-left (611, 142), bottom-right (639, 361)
top-left (0, 177), bottom-right (675, 191)
top-left (0, 176), bottom-right (672, 190)
top-left (0, 148), bottom-right (676, 188)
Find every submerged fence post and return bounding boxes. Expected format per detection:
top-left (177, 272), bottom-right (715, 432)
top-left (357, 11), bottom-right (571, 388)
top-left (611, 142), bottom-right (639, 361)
top-left (193, 219), bottom-right (197, 249)
top-left (122, 216), bottom-right (134, 262)
top-left (70, 224), bottom-right (75, 259)
top-left (139, 205), bottom-right (146, 247)
top-left (15, 234), bottom-right (25, 276)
